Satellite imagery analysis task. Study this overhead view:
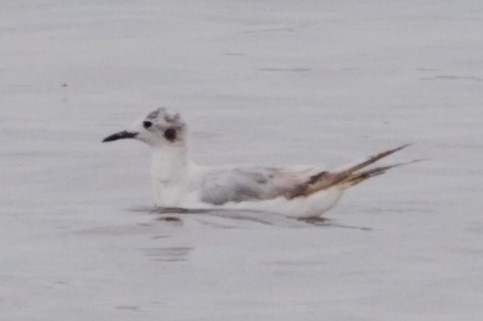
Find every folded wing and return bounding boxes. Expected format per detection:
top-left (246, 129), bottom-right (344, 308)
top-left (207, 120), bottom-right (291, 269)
top-left (200, 144), bottom-right (412, 206)
top-left (200, 167), bottom-right (316, 205)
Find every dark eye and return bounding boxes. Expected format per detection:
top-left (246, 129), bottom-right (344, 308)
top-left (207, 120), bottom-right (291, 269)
top-left (143, 121), bottom-right (152, 129)
top-left (164, 128), bottom-right (177, 142)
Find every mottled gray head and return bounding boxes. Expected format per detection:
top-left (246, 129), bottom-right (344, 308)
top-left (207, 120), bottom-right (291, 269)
top-left (102, 108), bottom-right (187, 148)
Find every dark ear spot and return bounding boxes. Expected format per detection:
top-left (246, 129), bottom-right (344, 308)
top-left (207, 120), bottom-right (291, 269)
top-left (164, 128), bottom-right (177, 142)
top-left (143, 121), bottom-right (153, 129)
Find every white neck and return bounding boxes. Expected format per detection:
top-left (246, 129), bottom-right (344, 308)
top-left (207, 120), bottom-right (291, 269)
top-left (150, 145), bottom-right (191, 183)
top-left (150, 144), bottom-right (196, 207)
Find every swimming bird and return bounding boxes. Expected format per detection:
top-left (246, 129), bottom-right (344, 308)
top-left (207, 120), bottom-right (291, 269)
top-left (102, 108), bottom-right (411, 218)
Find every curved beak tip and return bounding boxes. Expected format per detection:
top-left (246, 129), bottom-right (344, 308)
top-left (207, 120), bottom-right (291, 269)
top-left (102, 131), bottom-right (138, 143)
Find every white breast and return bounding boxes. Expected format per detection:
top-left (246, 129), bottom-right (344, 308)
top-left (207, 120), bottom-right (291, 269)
top-left (150, 149), bottom-right (203, 207)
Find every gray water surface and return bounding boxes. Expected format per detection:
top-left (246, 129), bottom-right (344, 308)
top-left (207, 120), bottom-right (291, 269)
top-left (1, 1), bottom-right (483, 320)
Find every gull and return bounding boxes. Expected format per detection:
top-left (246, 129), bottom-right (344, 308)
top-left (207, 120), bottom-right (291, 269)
top-left (103, 108), bottom-right (412, 218)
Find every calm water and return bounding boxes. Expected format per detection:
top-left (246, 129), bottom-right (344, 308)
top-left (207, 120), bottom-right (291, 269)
top-left (2, 1), bottom-right (483, 320)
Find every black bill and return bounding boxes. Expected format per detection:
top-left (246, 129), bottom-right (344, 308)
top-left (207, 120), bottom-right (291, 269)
top-left (102, 130), bottom-right (138, 143)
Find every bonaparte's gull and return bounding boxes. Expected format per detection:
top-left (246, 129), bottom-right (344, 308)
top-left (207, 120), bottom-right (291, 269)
top-left (103, 108), bottom-right (411, 218)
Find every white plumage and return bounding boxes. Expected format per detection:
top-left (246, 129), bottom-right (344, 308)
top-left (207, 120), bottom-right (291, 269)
top-left (103, 108), bottom-right (411, 218)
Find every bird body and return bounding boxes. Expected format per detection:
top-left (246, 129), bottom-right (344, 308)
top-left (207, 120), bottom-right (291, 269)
top-left (103, 108), bottom-right (411, 218)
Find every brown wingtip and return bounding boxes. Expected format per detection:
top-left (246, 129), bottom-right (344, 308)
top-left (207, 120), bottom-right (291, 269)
top-left (346, 158), bottom-right (422, 187)
top-left (290, 144), bottom-right (413, 198)
top-left (341, 143), bottom-right (412, 174)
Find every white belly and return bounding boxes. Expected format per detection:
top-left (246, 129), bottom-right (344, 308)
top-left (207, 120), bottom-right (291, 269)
top-left (172, 187), bottom-right (345, 218)
top-left (218, 188), bottom-right (344, 218)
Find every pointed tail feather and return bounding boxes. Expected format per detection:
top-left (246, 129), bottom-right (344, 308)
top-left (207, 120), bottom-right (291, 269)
top-left (344, 159), bottom-right (422, 187)
top-left (335, 143), bottom-right (411, 176)
top-left (290, 144), bottom-right (413, 198)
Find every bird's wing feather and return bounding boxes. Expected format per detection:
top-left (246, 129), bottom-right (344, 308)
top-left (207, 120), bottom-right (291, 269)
top-left (200, 167), bottom-right (319, 205)
top-left (199, 144), bottom-right (412, 205)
